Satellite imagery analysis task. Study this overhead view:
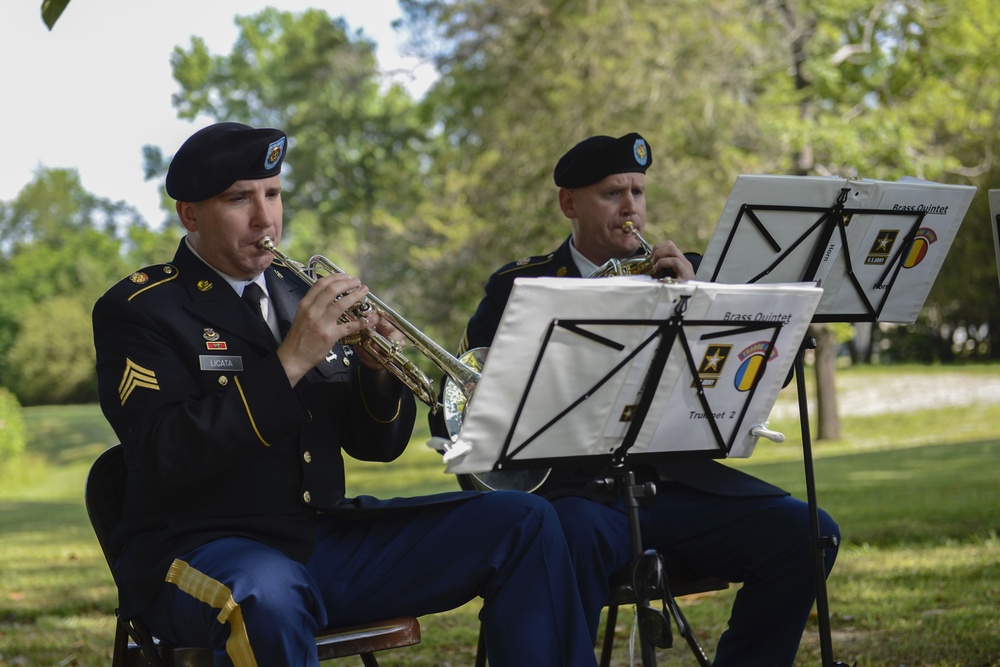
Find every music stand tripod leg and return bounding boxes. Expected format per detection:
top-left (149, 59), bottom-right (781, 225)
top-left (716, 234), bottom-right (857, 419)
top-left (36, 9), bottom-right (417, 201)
top-left (602, 462), bottom-right (712, 667)
top-left (793, 339), bottom-right (851, 667)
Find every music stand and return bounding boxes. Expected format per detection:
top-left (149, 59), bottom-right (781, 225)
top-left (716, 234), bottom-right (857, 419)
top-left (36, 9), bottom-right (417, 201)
top-left (989, 189), bottom-right (1000, 289)
top-left (698, 174), bottom-right (976, 667)
top-left (446, 277), bottom-right (823, 665)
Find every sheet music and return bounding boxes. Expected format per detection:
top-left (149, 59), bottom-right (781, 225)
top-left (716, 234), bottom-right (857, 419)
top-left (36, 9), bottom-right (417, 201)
top-left (698, 175), bottom-right (874, 286)
top-left (698, 174), bottom-right (976, 324)
top-left (445, 278), bottom-right (821, 475)
top-left (989, 189), bottom-right (1000, 290)
top-left (625, 282), bottom-right (819, 458)
top-left (815, 177), bottom-right (975, 322)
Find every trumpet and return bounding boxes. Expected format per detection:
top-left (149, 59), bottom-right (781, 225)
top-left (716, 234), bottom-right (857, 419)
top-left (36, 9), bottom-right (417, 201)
top-left (257, 236), bottom-right (480, 414)
top-left (588, 221), bottom-right (656, 277)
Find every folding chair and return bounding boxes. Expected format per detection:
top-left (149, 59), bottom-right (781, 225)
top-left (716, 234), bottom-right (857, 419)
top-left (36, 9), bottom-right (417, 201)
top-left (598, 557), bottom-right (728, 667)
top-left (85, 444), bottom-right (421, 667)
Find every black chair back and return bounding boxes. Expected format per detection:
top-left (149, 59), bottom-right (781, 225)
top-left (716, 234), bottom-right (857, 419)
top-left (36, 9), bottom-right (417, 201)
top-left (85, 444), bottom-right (129, 584)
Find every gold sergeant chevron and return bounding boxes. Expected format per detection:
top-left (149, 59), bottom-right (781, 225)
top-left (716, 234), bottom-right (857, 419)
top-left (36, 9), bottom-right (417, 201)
top-left (118, 358), bottom-right (159, 406)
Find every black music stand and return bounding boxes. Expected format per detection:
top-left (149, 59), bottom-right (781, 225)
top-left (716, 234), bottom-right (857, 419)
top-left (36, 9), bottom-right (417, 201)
top-left (446, 277), bottom-right (822, 666)
top-left (989, 189), bottom-right (1000, 289)
top-left (698, 174), bottom-right (976, 667)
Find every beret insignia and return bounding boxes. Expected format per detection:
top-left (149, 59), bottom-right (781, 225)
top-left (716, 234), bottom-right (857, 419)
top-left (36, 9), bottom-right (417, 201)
top-left (633, 138), bottom-right (649, 166)
top-left (265, 137), bottom-right (286, 170)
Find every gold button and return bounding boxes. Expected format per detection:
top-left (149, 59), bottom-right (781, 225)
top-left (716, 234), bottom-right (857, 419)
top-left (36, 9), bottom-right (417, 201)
top-left (343, 358), bottom-right (351, 366)
top-left (303, 451), bottom-right (312, 463)
top-left (302, 491), bottom-right (312, 503)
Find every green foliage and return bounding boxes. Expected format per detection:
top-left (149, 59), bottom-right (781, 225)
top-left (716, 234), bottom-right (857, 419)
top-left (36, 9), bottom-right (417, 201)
top-left (40, 0), bottom-right (71, 30)
top-left (169, 11), bottom-right (426, 263)
top-left (0, 168), bottom-right (150, 403)
top-left (6, 296), bottom-right (97, 405)
top-left (0, 387), bottom-right (26, 465)
top-left (400, 0), bottom-right (1000, 359)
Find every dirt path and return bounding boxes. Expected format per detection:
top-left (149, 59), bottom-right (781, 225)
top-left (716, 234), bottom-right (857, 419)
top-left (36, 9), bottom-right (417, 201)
top-left (772, 370), bottom-right (1000, 419)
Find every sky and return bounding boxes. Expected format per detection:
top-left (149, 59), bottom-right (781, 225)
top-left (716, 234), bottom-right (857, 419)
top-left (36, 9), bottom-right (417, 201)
top-left (2, 0), bottom-right (436, 226)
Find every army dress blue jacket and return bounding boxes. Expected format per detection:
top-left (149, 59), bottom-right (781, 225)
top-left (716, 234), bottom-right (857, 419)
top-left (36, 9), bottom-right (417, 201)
top-left (93, 239), bottom-right (419, 618)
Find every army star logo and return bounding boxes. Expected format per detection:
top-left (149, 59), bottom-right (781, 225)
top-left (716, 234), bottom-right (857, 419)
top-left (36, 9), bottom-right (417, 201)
top-left (694, 344), bottom-right (732, 388)
top-left (118, 358), bottom-right (159, 406)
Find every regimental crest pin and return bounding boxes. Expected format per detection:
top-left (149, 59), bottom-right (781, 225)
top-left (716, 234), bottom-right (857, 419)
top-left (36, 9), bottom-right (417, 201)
top-left (204, 328), bottom-right (227, 350)
top-left (633, 138), bottom-right (649, 166)
top-left (265, 137), bottom-right (286, 170)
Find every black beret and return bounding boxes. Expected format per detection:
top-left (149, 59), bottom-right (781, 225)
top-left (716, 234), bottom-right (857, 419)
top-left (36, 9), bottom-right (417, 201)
top-left (553, 132), bottom-right (652, 188)
top-left (165, 122), bottom-right (287, 202)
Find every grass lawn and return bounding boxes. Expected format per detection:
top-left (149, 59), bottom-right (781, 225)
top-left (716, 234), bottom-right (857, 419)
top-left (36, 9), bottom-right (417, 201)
top-left (1, 364), bottom-right (998, 666)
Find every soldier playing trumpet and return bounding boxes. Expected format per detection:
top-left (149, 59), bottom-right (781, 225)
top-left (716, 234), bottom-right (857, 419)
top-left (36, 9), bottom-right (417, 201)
top-left (93, 122), bottom-right (597, 667)
top-left (432, 132), bottom-right (841, 666)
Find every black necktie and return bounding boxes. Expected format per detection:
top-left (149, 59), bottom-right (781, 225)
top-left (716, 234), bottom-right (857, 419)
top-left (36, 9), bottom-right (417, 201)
top-left (242, 282), bottom-right (267, 324)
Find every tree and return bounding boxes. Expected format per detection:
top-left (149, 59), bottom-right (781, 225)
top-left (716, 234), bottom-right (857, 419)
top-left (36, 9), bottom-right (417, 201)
top-left (400, 0), bottom-right (998, 438)
top-left (6, 296), bottom-right (97, 404)
top-left (0, 167), bottom-right (147, 403)
top-left (165, 10), bottom-right (432, 286)
top-left (153, 9), bottom-right (487, 369)
top-left (0, 388), bottom-right (26, 467)
top-left (400, 0), bottom-right (797, 343)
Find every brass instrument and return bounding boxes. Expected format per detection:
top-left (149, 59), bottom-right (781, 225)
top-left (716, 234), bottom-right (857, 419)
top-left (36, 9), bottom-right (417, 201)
top-left (257, 236), bottom-right (480, 414)
top-left (588, 221), bottom-right (656, 277)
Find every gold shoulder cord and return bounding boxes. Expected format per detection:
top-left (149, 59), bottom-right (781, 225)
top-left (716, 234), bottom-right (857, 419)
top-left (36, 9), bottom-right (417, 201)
top-left (358, 364), bottom-right (402, 424)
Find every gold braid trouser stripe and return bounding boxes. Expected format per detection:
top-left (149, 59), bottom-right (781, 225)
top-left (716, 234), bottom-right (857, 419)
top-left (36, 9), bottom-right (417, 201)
top-left (165, 559), bottom-right (259, 667)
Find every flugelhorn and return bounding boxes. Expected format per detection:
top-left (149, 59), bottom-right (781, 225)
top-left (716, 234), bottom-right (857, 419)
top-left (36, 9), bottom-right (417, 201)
top-left (257, 236), bottom-right (480, 414)
top-left (588, 221), bottom-right (656, 277)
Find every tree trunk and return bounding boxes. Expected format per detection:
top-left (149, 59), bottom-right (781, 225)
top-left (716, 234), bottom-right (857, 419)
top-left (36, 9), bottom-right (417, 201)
top-left (810, 324), bottom-right (841, 441)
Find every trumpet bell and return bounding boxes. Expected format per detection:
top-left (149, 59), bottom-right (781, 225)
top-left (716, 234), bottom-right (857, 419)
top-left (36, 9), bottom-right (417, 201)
top-left (442, 347), bottom-right (551, 493)
top-left (442, 348), bottom-right (488, 439)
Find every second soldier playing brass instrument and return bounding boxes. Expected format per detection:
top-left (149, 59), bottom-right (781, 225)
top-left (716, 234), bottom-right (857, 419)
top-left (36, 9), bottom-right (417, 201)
top-left (256, 236), bottom-right (480, 415)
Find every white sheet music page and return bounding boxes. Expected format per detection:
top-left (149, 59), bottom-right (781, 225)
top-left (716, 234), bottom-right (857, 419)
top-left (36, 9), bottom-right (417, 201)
top-left (447, 276), bottom-right (677, 474)
top-left (697, 175), bottom-right (875, 286)
top-left (445, 278), bottom-right (821, 474)
top-left (815, 177), bottom-right (976, 323)
top-left (621, 281), bottom-right (822, 459)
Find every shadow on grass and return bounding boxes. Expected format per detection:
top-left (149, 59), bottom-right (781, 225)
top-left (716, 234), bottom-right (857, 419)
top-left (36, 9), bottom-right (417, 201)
top-left (21, 404), bottom-right (117, 465)
top-left (739, 438), bottom-right (999, 547)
